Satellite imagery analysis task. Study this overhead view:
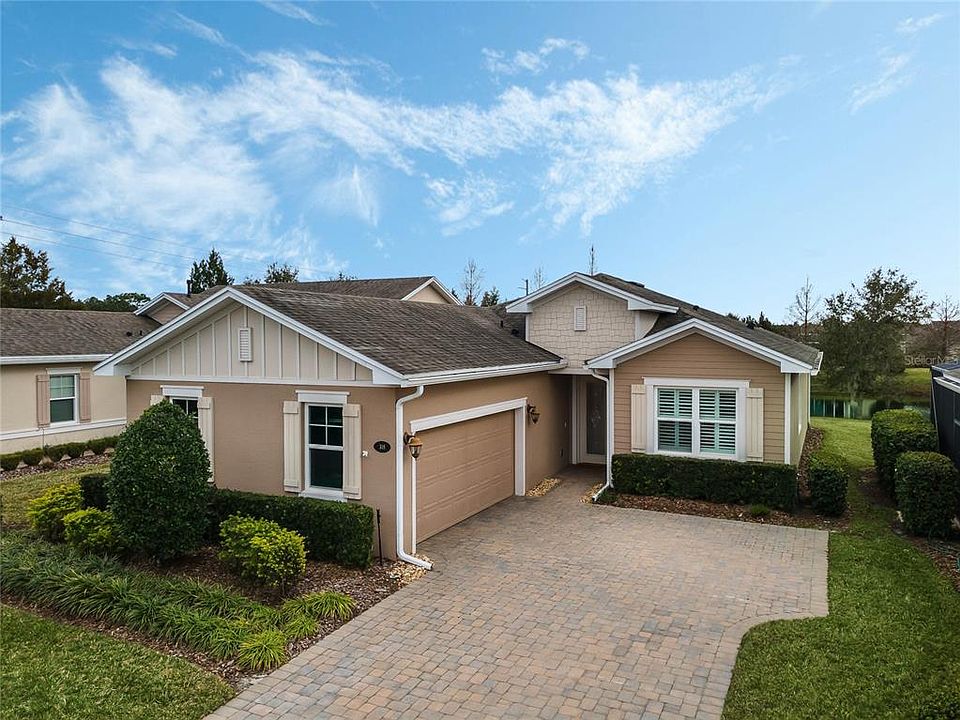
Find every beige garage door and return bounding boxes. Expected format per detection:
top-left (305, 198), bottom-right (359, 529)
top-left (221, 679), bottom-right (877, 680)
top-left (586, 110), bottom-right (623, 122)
top-left (416, 411), bottom-right (515, 542)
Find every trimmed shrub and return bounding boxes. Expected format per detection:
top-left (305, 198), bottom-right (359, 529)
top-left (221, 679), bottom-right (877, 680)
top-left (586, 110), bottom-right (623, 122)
top-left (748, 504), bottom-right (771, 518)
top-left (611, 453), bottom-right (798, 511)
top-left (219, 515), bottom-right (307, 591)
top-left (872, 410), bottom-right (937, 493)
top-left (108, 402), bottom-right (210, 561)
top-left (63, 508), bottom-right (125, 555)
top-left (895, 452), bottom-right (960, 538)
top-left (0, 454), bottom-right (21, 471)
top-left (45, 444), bottom-right (69, 462)
top-left (86, 436), bottom-right (117, 455)
top-left (27, 483), bottom-right (83, 541)
top-left (64, 442), bottom-right (87, 459)
top-left (208, 489), bottom-right (373, 568)
top-left (20, 448), bottom-right (44, 467)
top-left (79, 473), bottom-right (110, 510)
top-left (807, 450), bottom-right (850, 516)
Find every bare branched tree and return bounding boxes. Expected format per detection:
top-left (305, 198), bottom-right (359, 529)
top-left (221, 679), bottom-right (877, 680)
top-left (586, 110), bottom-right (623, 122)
top-left (588, 245), bottom-right (597, 275)
top-left (532, 265), bottom-right (545, 290)
top-left (460, 258), bottom-right (485, 306)
top-left (927, 294), bottom-right (960, 359)
top-left (787, 276), bottom-right (821, 343)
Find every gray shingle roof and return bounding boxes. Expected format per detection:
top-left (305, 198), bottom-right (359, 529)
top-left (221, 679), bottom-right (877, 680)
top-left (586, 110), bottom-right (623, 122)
top-left (1, 308), bottom-right (158, 358)
top-left (236, 286), bottom-right (560, 376)
top-left (591, 273), bottom-right (822, 367)
top-left (265, 277), bottom-right (437, 300)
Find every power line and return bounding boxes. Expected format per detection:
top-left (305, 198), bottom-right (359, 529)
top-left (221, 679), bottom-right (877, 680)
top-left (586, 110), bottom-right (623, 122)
top-left (2, 230), bottom-right (179, 273)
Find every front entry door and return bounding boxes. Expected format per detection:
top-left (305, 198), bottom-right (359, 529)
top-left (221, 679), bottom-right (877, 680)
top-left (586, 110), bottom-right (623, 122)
top-left (578, 376), bottom-right (606, 464)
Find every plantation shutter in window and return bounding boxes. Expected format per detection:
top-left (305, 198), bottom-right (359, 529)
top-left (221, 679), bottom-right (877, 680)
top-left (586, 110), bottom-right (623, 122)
top-left (198, 397), bottom-right (214, 482)
top-left (282, 401), bottom-right (302, 492)
top-left (341, 403), bottom-right (362, 499)
top-left (630, 384), bottom-right (646, 452)
top-left (746, 387), bottom-right (764, 462)
top-left (36, 373), bottom-right (50, 427)
top-left (237, 327), bottom-right (252, 362)
top-left (78, 370), bottom-right (92, 422)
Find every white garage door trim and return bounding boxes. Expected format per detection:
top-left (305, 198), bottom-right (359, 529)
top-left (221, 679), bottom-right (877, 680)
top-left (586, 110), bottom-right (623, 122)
top-left (409, 397), bottom-right (527, 552)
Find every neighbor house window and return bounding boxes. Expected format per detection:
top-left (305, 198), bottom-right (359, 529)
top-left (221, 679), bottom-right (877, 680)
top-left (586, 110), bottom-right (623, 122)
top-left (655, 386), bottom-right (738, 457)
top-left (305, 405), bottom-right (343, 491)
top-left (49, 374), bottom-right (77, 424)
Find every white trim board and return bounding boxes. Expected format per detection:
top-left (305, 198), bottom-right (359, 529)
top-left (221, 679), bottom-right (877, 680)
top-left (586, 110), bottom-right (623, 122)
top-left (587, 318), bottom-right (815, 374)
top-left (401, 361), bottom-right (566, 387)
top-left (296, 390), bottom-right (350, 405)
top-left (161, 384), bottom-right (204, 398)
top-left (401, 277), bottom-right (461, 305)
top-left (123, 374), bottom-right (384, 388)
top-left (135, 293), bottom-right (189, 316)
top-left (505, 272), bottom-right (679, 314)
top-left (1, 354), bottom-right (108, 366)
top-left (409, 397), bottom-right (528, 432)
top-left (0, 417), bottom-right (126, 442)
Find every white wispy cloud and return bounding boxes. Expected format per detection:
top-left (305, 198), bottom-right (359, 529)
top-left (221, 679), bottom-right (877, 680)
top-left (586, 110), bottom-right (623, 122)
top-left (313, 165), bottom-right (380, 226)
top-left (259, 1), bottom-right (329, 27)
top-left (115, 39), bottom-right (178, 58)
top-left (896, 13), bottom-right (945, 35)
top-left (482, 38), bottom-right (589, 76)
top-left (426, 173), bottom-right (514, 236)
top-left (172, 12), bottom-right (246, 56)
top-left (850, 52), bottom-right (913, 113)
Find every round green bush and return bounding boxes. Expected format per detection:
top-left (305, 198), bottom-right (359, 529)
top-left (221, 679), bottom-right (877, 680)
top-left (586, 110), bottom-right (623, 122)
top-left (64, 442), bottom-right (87, 459)
top-left (20, 448), bottom-right (44, 467)
top-left (27, 483), bottom-right (83, 541)
top-left (807, 450), bottom-right (850, 516)
top-left (0, 454), bottom-right (21, 471)
top-left (63, 508), bottom-right (125, 555)
top-left (871, 410), bottom-right (937, 494)
top-left (219, 515), bottom-right (306, 591)
top-left (108, 402), bottom-right (210, 561)
top-left (895, 451), bottom-right (960, 538)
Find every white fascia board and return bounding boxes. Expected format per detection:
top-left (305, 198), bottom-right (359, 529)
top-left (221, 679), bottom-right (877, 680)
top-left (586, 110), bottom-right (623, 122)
top-left (96, 287), bottom-right (405, 384)
top-left (134, 293), bottom-right (189, 316)
top-left (402, 277), bottom-right (462, 305)
top-left (1, 354), bottom-right (110, 366)
top-left (586, 318), bottom-right (814, 373)
top-left (400, 360), bottom-right (567, 387)
top-left (811, 351), bottom-right (824, 377)
top-left (934, 376), bottom-right (960, 394)
top-left (504, 272), bottom-right (678, 314)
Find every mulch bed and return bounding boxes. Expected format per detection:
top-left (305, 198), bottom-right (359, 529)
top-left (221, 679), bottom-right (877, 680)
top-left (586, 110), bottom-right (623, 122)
top-left (0, 454), bottom-right (110, 482)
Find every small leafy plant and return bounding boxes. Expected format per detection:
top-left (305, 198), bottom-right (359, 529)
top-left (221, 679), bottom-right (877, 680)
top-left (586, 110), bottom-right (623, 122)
top-left (748, 504), bottom-right (771, 518)
top-left (219, 515), bottom-right (307, 591)
top-left (63, 508), bottom-right (125, 556)
top-left (27, 483), bottom-right (83, 541)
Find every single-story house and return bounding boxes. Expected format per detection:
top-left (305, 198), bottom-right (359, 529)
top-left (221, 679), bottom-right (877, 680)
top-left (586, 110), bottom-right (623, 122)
top-left (0, 308), bottom-right (158, 452)
top-left (95, 272), bottom-right (821, 566)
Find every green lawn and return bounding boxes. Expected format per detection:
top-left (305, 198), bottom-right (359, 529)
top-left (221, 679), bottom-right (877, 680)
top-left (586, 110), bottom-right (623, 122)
top-left (810, 417), bottom-right (874, 471)
top-left (0, 463), bottom-right (108, 526)
top-left (723, 417), bottom-right (960, 719)
top-left (811, 367), bottom-right (932, 401)
top-left (0, 605), bottom-right (232, 720)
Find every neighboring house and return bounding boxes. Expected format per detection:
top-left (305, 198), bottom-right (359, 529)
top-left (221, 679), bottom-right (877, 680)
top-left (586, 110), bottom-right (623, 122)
top-left (95, 272), bottom-right (821, 565)
top-left (931, 362), bottom-right (960, 469)
top-left (0, 308), bottom-right (158, 453)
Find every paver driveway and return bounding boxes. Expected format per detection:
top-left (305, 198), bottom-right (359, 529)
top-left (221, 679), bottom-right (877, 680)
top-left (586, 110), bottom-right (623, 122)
top-left (210, 468), bottom-right (828, 720)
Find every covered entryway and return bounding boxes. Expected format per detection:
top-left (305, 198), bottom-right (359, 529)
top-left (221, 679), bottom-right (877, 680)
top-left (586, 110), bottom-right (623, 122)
top-left (415, 410), bottom-right (515, 542)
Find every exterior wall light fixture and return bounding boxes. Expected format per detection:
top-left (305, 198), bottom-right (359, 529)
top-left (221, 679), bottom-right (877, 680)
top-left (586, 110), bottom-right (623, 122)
top-left (403, 432), bottom-right (423, 460)
top-left (527, 404), bottom-right (541, 424)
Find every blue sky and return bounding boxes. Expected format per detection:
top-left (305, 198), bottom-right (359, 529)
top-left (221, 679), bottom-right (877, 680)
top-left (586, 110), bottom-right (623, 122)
top-left (1, 2), bottom-right (957, 317)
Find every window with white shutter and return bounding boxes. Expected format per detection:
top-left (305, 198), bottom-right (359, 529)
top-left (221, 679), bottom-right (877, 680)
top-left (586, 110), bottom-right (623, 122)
top-left (573, 305), bottom-right (587, 332)
top-left (653, 384), bottom-right (743, 459)
top-left (237, 327), bottom-right (252, 362)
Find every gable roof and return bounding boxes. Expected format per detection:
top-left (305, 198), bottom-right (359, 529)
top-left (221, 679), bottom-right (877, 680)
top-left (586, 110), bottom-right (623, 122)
top-left (236, 285), bottom-right (557, 376)
top-left (505, 272), bottom-right (679, 314)
top-left (265, 276), bottom-right (459, 303)
top-left (591, 273), bottom-right (822, 368)
top-left (0, 308), bottom-right (158, 361)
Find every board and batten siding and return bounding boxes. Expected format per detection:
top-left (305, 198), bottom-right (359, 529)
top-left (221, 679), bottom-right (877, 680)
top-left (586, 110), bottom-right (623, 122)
top-left (127, 300), bottom-right (374, 383)
top-left (612, 331), bottom-right (786, 464)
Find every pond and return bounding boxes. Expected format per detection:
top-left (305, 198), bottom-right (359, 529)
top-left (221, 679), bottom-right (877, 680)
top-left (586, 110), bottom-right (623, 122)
top-left (810, 395), bottom-right (931, 420)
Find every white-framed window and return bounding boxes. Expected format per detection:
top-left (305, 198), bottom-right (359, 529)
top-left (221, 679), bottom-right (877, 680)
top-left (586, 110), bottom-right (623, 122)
top-left (49, 374), bottom-right (78, 424)
top-left (170, 397), bottom-right (199, 422)
top-left (305, 404), bottom-right (344, 495)
top-left (161, 385), bottom-right (203, 424)
top-left (651, 381), bottom-right (744, 459)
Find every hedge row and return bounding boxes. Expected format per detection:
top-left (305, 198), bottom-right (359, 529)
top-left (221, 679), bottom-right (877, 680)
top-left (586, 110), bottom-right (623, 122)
top-left (0, 534), bottom-right (355, 671)
top-left (68, 475), bottom-right (375, 569)
top-left (806, 450), bottom-right (850, 517)
top-left (208, 489), bottom-right (374, 568)
top-left (895, 451), bottom-right (960, 539)
top-left (871, 410), bottom-right (937, 494)
top-left (611, 453), bottom-right (798, 511)
top-left (0, 436), bottom-right (119, 471)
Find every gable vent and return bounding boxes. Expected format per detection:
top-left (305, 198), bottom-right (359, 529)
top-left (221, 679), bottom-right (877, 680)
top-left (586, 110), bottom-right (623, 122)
top-left (237, 327), bottom-right (253, 362)
top-left (573, 305), bottom-right (587, 332)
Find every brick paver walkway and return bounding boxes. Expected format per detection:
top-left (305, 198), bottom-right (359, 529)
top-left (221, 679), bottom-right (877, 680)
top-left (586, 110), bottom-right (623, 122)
top-left (209, 467), bottom-right (828, 720)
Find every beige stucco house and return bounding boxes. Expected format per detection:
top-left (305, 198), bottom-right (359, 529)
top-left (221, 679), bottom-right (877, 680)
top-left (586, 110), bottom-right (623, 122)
top-left (95, 272), bottom-right (821, 565)
top-left (0, 308), bottom-right (158, 452)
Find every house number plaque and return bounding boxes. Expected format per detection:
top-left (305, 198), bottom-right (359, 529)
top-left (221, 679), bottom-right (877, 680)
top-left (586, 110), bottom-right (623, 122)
top-left (373, 441), bottom-right (391, 453)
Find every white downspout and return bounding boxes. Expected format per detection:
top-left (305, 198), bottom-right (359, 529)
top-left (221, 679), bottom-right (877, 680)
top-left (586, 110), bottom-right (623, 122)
top-left (396, 385), bottom-right (432, 570)
top-left (589, 369), bottom-right (613, 501)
